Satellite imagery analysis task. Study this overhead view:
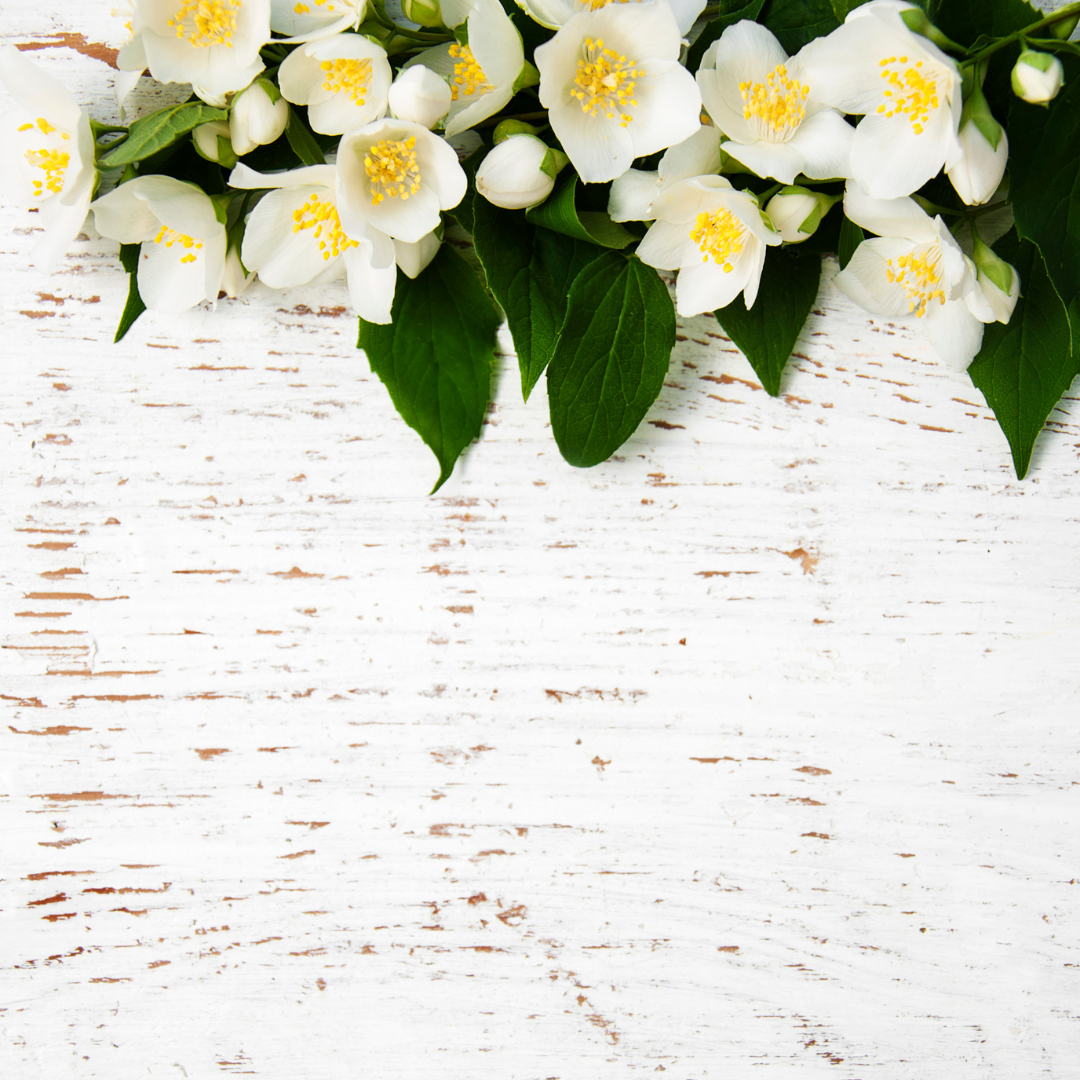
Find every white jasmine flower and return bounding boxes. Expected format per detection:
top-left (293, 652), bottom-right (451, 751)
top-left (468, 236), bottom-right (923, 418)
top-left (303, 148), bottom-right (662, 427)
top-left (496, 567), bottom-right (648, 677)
top-left (476, 134), bottom-right (556, 209)
top-left (636, 174), bottom-right (782, 316)
top-left (388, 66), bottom-right (452, 129)
top-left (608, 124), bottom-right (722, 222)
top-left (696, 21), bottom-right (853, 186)
top-left (1011, 49), bottom-right (1064, 105)
top-left (91, 176), bottom-right (227, 314)
top-left (336, 118), bottom-right (466, 243)
top-left (407, 0), bottom-right (525, 138)
top-left (0, 47), bottom-right (96, 271)
top-left (516, 0), bottom-right (706, 36)
top-left (797, 0), bottom-right (962, 199)
top-left (535, 1), bottom-right (701, 183)
top-left (270, 0), bottom-right (370, 42)
top-left (230, 161), bottom-right (438, 323)
top-left (278, 32), bottom-right (392, 136)
top-left (230, 78), bottom-right (288, 154)
top-left (118, 0), bottom-right (271, 107)
top-left (835, 185), bottom-right (996, 371)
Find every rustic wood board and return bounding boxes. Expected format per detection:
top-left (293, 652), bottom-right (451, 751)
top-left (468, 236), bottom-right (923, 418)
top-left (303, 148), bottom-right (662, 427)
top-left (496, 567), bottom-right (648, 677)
top-left (3, 8), bottom-right (1079, 1076)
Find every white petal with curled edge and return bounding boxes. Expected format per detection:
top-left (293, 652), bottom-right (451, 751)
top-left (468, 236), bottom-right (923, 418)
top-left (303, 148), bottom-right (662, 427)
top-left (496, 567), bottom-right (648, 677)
top-left (608, 169), bottom-right (662, 222)
top-left (395, 231), bottom-right (440, 279)
top-left (843, 187), bottom-right (938, 244)
top-left (676, 255), bottom-right (753, 316)
top-left (343, 243), bottom-right (396, 323)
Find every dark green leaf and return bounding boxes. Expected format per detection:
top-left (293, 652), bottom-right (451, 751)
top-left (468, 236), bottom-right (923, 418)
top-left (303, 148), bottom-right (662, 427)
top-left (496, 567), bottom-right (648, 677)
top-left (968, 235), bottom-right (1077, 479)
top-left (829, 0), bottom-right (866, 19)
top-left (686, 0), bottom-right (766, 72)
top-left (115, 243), bottom-right (146, 343)
top-left (445, 146), bottom-right (485, 235)
top-left (714, 246), bottom-right (821, 396)
top-left (924, 0), bottom-right (1039, 44)
top-left (759, 0), bottom-right (841, 53)
top-left (1009, 56), bottom-right (1080, 310)
top-left (284, 105), bottom-right (325, 166)
top-left (358, 245), bottom-right (500, 492)
top-left (547, 253), bottom-right (676, 468)
top-left (838, 215), bottom-right (864, 270)
top-left (472, 198), bottom-right (606, 399)
top-left (526, 174), bottom-right (636, 249)
top-left (99, 103), bottom-right (228, 168)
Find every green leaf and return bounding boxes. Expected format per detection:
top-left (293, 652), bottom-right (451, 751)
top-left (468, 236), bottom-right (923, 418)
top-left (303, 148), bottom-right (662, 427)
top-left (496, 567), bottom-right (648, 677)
top-left (526, 174), bottom-right (636, 249)
top-left (547, 253), bottom-right (676, 468)
top-left (968, 235), bottom-right (1078, 479)
top-left (686, 0), bottom-right (766, 72)
top-left (115, 243), bottom-right (146, 343)
top-left (1008, 56), bottom-right (1080, 312)
top-left (923, 0), bottom-right (1039, 44)
top-left (284, 105), bottom-right (325, 167)
top-left (714, 246), bottom-right (821, 396)
top-left (759, 0), bottom-right (841, 53)
top-left (838, 215), bottom-right (864, 270)
top-left (358, 245), bottom-right (500, 492)
top-left (445, 146), bottom-right (485, 236)
top-left (829, 0), bottom-right (866, 19)
top-left (472, 198), bottom-right (606, 399)
top-left (99, 103), bottom-right (228, 168)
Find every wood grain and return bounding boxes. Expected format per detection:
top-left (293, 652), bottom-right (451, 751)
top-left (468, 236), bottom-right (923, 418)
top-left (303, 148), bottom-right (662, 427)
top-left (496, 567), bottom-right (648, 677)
top-left (3, 9), bottom-right (1079, 1076)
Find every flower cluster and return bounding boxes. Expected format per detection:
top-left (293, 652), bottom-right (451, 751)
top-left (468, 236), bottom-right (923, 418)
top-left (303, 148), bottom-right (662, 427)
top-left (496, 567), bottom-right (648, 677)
top-left (3, 0), bottom-right (1078, 484)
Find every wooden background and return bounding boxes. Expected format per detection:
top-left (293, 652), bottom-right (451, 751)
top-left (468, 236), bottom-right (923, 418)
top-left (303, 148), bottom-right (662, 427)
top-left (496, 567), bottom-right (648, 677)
top-left (3, 6), bottom-right (1079, 1076)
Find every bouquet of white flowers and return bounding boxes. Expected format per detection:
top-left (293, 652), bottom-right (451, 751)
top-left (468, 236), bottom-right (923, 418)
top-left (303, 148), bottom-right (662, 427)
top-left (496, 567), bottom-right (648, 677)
top-left (3, 0), bottom-right (1079, 487)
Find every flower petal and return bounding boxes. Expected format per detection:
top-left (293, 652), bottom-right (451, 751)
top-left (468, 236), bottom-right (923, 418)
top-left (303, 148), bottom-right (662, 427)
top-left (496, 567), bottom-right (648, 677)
top-left (843, 186), bottom-right (937, 243)
top-left (833, 235), bottom-right (917, 316)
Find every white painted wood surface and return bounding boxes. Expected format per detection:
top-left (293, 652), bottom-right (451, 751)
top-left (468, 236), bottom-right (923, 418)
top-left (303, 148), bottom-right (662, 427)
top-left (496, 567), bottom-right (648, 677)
top-left (3, 8), bottom-right (1079, 1076)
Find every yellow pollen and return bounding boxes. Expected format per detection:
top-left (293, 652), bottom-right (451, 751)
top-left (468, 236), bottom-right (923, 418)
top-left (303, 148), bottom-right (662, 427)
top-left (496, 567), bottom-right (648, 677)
top-left (321, 57), bottom-right (372, 105)
top-left (875, 56), bottom-right (938, 134)
top-left (25, 147), bottom-right (70, 197)
top-left (294, 1), bottom-right (310, 10)
top-left (448, 43), bottom-right (492, 101)
top-left (153, 225), bottom-right (205, 264)
top-left (738, 63), bottom-right (809, 141)
top-left (291, 192), bottom-right (357, 262)
top-left (689, 208), bottom-right (745, 272)
top-left (886, 246), bottom-right (945, 318)
top-left (364, 136), bottom-right (421, 207)
top-left (167, 0), bottom-right (242, 48)
top-left (570, 37), bottom-right (641, 127)
top-left (582, 0), bottom-right (633, 8)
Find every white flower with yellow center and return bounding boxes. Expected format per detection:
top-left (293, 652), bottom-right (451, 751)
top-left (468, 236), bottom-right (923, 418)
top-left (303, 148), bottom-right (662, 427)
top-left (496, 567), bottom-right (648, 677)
top-left (336, 118), bottom-right (466, 243)
top-left (117, 0), bottom-right (271, 107)
top-left (835, 185), bottom-right (996, 371)
top-left (91, 176), bottom-right (227, 314)
top-left (516, 0), bottom-right (706, 36)
top-left (696, 21), bottom-right (853, 186)
top-left (0, 47), bottom-right (96, 272)
top-left (278, 32), bottom-right (392, 135)
top-left (535, 1), bottom-right (701, 184)
top-left (406, 0), bottom-right (525, 138)
top-left (270, 0), bottom-right (369, 41)
top-left (229, 162), bottom-right (438, 323)
top-left (797, 0), bottom-right (962, 199)
top-left (635, 174), bottom-right (782, 316)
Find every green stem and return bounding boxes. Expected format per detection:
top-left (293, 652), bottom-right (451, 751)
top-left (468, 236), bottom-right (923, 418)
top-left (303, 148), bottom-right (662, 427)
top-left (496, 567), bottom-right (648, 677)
top-left (962, 0), bottom-right (1080, 66)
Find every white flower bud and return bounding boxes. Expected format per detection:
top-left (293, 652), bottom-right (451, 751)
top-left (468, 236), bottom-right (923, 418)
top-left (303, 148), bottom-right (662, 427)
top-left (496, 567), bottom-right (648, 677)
top-left (972, 237), bottom-right (1019, 324)
top-left (475, 135), bottom-right (556, 210)
top-left (1011, 50), bottom-right (1064, 105)
top-left (192, 120), bottom-right (236, 167)
top-left (946, 99), bottom-right (1007, 206)
top-left (402, 0), bottom-right (443, 28)
top-left (763, 187), bottom-right (839, 243)
top-left (230, 79), bottom-right (288, 157)
top-left (388, 66), bottom-right (452, 129)
top-left (220, 246), bottom-right (255, 299)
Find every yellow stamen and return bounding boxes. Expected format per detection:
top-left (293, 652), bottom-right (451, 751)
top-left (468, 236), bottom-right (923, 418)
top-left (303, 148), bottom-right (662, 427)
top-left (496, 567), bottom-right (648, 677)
top-left (364, 136), bottom-right (421, 206)
top-left (448, 43), bottom-right (492, 101)
top-left (570, 37), bottom-right (641, 127)
top-left (153, 225), bottom-right (205, 264)
top-left (25, 147), bottom-right (70, 197)
top-left (875, 56), bottom-right (938, 135)
top-left (167, 0), bottom-right (242, 48)
top-left (292, 192), bottom-right (357, 261)
top-left (321, 57), bottom-right (372, 105)
top-left (689, 208), bottom-right (745, 272)
top-left (886, 246), bottom-right (945, 318)
top-left (582, 0), bottom-right (633, 9)
top-left (738, 63), bottom-right (809, 141)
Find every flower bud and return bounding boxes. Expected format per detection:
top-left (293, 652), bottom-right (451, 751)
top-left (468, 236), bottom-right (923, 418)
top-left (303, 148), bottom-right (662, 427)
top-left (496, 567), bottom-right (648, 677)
top-left (972, 235), bottom-right (1020, 323)
top-left (192, 120), bottom-right (237, 168)
top-left (493, 118), bottom-right (542, 143)
top-left (388, 66), bottom-right (452, 129)
top-left (230, 79), bottom-right (288, 156)
top-left (1012, 50), bottom-right (1065, 104)
top-left (764, 186), bottom-right (839, 243)
top-left (402, 0), bottom-right (443, 27)
top-left (1050, 11), bottom-right (1080, 39)
top-left (475, 135), bottom-right (556, 210)
top-left (946, 85), bottom-right (1007, 205)
top-left (220, 246), bottom-right (254, 299)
